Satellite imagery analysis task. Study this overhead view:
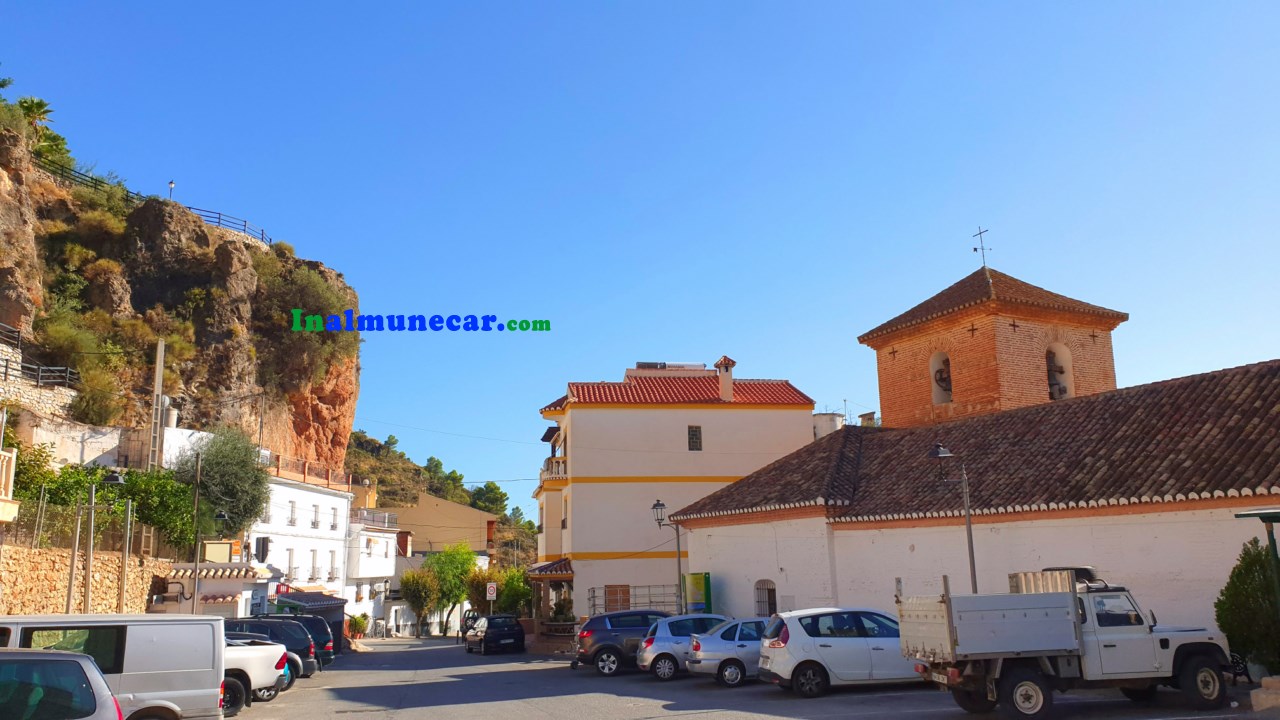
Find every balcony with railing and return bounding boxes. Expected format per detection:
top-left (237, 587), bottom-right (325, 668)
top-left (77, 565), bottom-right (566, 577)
top-left (0, 447), bottom-right (18, 523)
top-left (540, 456), bottom-right (567, 482)
top-left (350, 508), bottom-right (398, 529)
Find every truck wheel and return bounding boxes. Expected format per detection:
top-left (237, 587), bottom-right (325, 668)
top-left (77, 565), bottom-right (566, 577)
top-left (998, 667), bottom-right (1053, 719)
top-left (952, 688), bottom-right (998, 713)
top-left (1120, 686), bottom-right (1157, 702)
top-left (792, 662), bottom-right (830, 698)
top-left (1179, 655), bottom-right (1227, 710)
top-left (221, 676), bottom-right (246, 717)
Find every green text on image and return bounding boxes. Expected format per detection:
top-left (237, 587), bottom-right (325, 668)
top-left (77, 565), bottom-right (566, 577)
top-left (291, 309), bottom-right (550, 333)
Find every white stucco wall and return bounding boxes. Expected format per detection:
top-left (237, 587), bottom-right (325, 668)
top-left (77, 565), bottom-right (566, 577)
top-left (685, 516), bottom-right (837, 619)
top-left (567, 407), bottom-right (814, 478)
top-left (686, 505), bottom-right (1275, 628)
top-left (246, 478), bottom-right (352, 596)
top-left (832, 506), bottom-right (1273, 627)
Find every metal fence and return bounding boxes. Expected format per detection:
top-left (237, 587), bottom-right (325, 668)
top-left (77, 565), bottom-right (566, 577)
top-left (0, 357), bottom-right (80, 388)
top-left (587, 584), bottom-right (679, 617)
top-left (351, 508), bottom-right (397, 529)
top-left (32, 156), bottom-right (274, 245)
top-left (6, 496), bottom-right (157, 556)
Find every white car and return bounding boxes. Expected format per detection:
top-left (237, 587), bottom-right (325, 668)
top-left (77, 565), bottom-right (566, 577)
top-left (636, 614), bottom-right (727, 680)
top-left (687, 617), bottom-right (770, 687)
top-left (758, 607), bottom-right (920, 698)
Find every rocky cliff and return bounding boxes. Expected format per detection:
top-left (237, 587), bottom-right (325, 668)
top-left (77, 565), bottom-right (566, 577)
top-left (0, 129), bottom-right (359, 468)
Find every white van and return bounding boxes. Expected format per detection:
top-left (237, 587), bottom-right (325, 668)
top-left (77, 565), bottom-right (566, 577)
top-left (0, 614), bottom-right (225, 719)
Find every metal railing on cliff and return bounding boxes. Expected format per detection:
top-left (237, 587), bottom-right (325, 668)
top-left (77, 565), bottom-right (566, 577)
top-left (0, 320), bottom-right (81, 388)
top-left (33, 156), bottom-right (274, 245)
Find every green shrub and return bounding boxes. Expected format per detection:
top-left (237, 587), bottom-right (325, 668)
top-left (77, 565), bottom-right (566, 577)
top-left (62, 243), bottom-right (97, 271)
top-left (272, 241), bottom-right (295, 258)
top-left (47, 272), bottom-right (88, 312)
top-left (36, 315), bottom-right (96, 366)
top-left (70, 183), bottom-right (132, 220)
top-left (1215, 537), bottom-right (1280, 673)
top-left (178, 287), bottom-right (207, 321)
top-left (82, 258), bottom-right (123, 282)
top-left (76, 209), bottom-right (127, 244)
top-left (70, 367), bottom-right (125, 425)
top-left (0, 103), bottom-right (30, 139)
top-left (113, 317), bottom-right (157, 353)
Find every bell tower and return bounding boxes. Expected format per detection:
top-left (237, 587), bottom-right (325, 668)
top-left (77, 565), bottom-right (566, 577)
top-left (858, 268), bottom-right (1127, 428)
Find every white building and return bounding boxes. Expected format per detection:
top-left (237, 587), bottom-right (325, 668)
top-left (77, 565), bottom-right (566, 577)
top-left (343, 509), bottom-right (399, 628)
top-left (245, 476), bottom-right (352, 613)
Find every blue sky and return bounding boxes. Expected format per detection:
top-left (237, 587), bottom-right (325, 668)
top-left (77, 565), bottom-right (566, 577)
top-left (6, 2), bottom-right (1277, 520)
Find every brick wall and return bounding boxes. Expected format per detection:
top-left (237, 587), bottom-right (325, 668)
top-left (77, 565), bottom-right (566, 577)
top-left (867, 303), bottom-right (1119, 428)
top-left (0, 544), bottom-right (172, 615)
top-left (0, 343), bottom-right (77, 419)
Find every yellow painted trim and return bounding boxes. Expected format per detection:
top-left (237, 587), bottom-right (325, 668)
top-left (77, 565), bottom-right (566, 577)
top-left (541, 410), bottom-right (566, 419)
top-left (561, 402), bottom-right (813, 411)
top-left (571, 476), bottom-right (739, 484)
top-left (541, 479), bottom-right (568, 490)
top-left (569, 551), bottom-right (688, 560)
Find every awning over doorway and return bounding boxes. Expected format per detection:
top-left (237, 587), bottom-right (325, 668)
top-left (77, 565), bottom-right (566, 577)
top-left (528, 558), bottom-right (573, 581)
top-left (273, 591), bottom-right (348, 611)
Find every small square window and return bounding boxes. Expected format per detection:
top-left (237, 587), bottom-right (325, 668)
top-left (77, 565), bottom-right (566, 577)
top-left (688, 426), bottom-right (702, 451)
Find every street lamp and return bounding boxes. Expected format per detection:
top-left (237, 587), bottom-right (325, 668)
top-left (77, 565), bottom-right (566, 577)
top-left (929, 443), bottom-right (978, 594)
top-left (168, 180), bottom-right (174, 200)
top-left (67, 471), bottom-right (126, 613)
top-left (651, 500), bottom-right (684, 614)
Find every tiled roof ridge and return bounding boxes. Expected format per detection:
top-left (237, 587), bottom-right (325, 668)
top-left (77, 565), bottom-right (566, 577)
top-left (858, 267), bottom-right (1127, 343)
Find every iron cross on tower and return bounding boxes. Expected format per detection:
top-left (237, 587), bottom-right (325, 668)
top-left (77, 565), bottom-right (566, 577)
top-left (972, 227), bottom-right (991, 267)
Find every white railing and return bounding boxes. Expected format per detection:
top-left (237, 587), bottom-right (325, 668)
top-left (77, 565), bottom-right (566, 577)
top-left (0, 447), bottom-right (15, 502)
top-left (540, 456), bottom-right (568, 481)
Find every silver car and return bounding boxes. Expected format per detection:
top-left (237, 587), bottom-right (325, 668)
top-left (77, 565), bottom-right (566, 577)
top-left (687, 617), bottom-right (770, 687)
top-left (0, 648), bottom-right (120, 720)
top-left (636, 614), bottom-right (727, 680)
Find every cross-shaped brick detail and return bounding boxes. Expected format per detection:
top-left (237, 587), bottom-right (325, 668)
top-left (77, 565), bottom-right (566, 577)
top-left (967, 323), bottom-right (978, 337)
top-left (888, 347), bottom-right (898, 360)
top-left (1009, 320), bottom-right (1020, 331)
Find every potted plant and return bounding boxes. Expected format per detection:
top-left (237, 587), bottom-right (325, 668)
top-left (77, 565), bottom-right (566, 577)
top-left (349, 614), bottom-right (369, 639)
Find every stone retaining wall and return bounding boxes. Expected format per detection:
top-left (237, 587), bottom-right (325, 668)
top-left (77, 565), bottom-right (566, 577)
top-left (0, 343), bottom-right (77, 419)
top-left (0, 543), bottom-right (172, 615)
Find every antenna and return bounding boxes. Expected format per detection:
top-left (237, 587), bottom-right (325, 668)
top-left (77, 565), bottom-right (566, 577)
top-left (972, 227), bottom-right (991, 267)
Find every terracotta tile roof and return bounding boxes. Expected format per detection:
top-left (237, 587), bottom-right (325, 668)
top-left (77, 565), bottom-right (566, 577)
top-left (200, 594), bottom-right (240, 604)
top-left (673, 359), bottom-right (1280, 522)
top-left (169, 563), bottom-right (264, 580)
top-left (715, 355), bottom-right (737, 369)
top-left (528, 558), bottom-right (573, 579)
top-left (562, 376), bottom-right (812, 406)
top-left (540, 395), bottom-right (568, 413)
top-left (858, 267), bottom-right (1129, 343)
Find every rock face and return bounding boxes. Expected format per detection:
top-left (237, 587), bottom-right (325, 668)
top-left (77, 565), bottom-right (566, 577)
top-left (0, 130), bottom-right (361, 469)
top-left (0, 131), bottom-right (42, 333)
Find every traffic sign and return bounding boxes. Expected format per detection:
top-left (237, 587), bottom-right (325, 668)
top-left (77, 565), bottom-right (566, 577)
top-left (485, 582), bottom-right (498, 601)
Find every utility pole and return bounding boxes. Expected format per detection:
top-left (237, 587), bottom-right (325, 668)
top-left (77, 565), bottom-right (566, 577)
top-left (147, 339), bottom-right (165, 471)
top-left (65, 502), bottom-right (82, 613)
top-left (119, 499), bottom-right (133, 612)
top-left (191, 453), bottom-right (202, 614)
top-left (84, 484), bottom-right (96, 613)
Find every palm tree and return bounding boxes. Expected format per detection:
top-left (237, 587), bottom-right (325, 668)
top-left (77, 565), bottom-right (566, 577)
top-left (16, 97), bottom-right (53, 138)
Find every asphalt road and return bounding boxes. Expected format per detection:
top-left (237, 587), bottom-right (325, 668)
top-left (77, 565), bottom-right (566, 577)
top-left (242, 639), bottom-right (1258, 720)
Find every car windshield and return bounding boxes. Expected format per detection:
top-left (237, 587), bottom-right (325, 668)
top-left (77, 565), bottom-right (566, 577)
top-left (0, 658), bottom-right (97, 719)
top-left (488, 617), bottom-right (517, 628)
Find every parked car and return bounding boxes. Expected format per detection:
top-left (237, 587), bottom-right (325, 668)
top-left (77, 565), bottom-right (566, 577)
top-left (226, 618), bottom-right (321, 678)
top-left (253, 613), bottom-right (336, 666)
top-left (228, 632), bottom-right (300, 694)
top-left (637, 614), bottom-right (728, 680)
top-left (0, 648), bottom-right (121, 720)
top-left (223, 636), bottom-right (287, 716)
top-left (464, 615), bottom-right (526, 655)
top-left (687, 617), bottom-right (770, 687)
top-left (571, 610), bottom-right (672, 676)
top-left (758, 607), bottom-right (920, 698)
top-left (0, 614), bottom-right (226, 720)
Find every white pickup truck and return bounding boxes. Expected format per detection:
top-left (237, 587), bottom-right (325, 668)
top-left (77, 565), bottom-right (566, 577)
top-left (896, 570), bottom-right (1230, 719)
top-left (224, 639), bottom-right (289, 716)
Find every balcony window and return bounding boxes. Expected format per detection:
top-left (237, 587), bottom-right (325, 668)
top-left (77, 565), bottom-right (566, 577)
top-left (331, 507), bottom-right (339, 531)
top-left (288, 501), bottom-right (297, 526)
top-left (311, 505), bottom-right (321, 529)
top-left (688, 425), bottom-right (702, 451)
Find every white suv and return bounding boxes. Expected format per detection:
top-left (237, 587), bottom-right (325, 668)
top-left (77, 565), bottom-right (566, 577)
top-left (758, 607), bottom-right (919, 698)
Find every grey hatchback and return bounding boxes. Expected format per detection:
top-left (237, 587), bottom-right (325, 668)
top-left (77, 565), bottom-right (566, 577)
top-left (0, 648), bottom-right (120, 720)
top-left (571, 610), bottom-right (671, 676)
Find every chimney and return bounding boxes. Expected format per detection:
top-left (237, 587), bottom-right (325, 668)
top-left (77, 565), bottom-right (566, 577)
top-left (858, 412), bottom-right (877, 427)
top-left (714, 355), bottom-right (737, 402)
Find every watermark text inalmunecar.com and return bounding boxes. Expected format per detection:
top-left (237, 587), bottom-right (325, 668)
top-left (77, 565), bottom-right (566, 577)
top-left (291, 309), bottom-right (549, 333)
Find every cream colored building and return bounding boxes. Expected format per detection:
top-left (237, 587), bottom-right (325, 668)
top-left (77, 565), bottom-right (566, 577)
top-left (394, 493), bottom-right (498, 555)
top-left (531, 356), bottom-right (815, 617)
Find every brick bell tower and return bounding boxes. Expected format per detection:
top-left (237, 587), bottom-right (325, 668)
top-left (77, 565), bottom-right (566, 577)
top-left (858, 267), bottom-right (1128, 428)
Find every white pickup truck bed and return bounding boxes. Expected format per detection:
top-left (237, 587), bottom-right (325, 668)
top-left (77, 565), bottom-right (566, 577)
top-left (899, 591), bottom-right (1079, 663)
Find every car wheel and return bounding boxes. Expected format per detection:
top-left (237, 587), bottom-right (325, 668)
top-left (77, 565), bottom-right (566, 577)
top-left (652, 654), bottom-right (678, 681)
top-left (998, 666), bottom-right (1053, 720)
top-left (951, 688), bottom-right (998, 713)
top-left (284, 661), bottom-right (299, 691)
top-left (594, 649), bottom-right (622, 676)
top-left (717, 660), bottom-right (747, 688)
top-left (253, 684), bottom-right (279, 703)
top-left (792, 662), bottom-right (829, 699)
top-left (1179, 655), bottom-right (1226, 710)
top-left (222, 676), bottom-right (247, 717)
top-left (1121, 686), bottom-right (1157, 703)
